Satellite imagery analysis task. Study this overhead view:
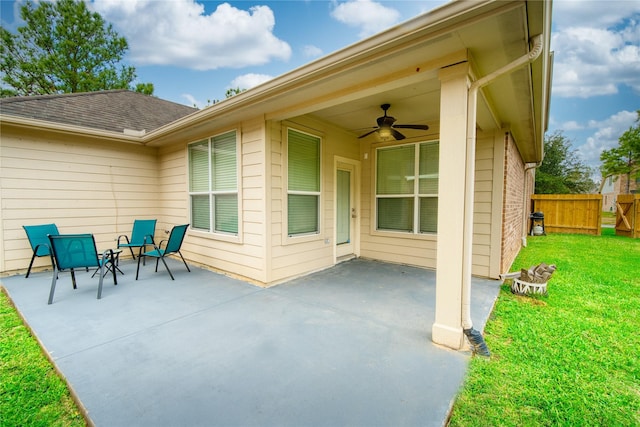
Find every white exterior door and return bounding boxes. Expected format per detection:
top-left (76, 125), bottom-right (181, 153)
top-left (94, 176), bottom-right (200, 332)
top-left (335, 159), bottom-right (359, 259)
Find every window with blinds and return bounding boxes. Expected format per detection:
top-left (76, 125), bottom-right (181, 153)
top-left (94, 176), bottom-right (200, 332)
top-left (188, 130), bottom-right (238, 234)
top-left (375, 141), bottom-right (439, 234)
top-left (287, 128), bottom-right (321, 236)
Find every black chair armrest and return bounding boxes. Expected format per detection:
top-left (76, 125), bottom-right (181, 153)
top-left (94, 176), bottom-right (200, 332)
top-left (117, 235), bottom-right (131, 246)
top-left (33, 242), bottom-right (51, 255)
top-left (157, 239), bottom-right (168, 252)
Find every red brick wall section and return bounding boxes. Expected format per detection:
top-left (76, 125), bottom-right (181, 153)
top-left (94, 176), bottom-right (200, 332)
top-left (500, 133), bottom-right (532, 274)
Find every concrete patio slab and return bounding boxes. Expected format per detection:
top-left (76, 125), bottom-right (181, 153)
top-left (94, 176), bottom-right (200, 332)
top-left (2, 258), bottom-right (500, 427)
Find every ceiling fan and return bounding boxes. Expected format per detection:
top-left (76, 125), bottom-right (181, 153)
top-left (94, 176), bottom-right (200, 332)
top-left (358, 103), bottom-right (429, 141)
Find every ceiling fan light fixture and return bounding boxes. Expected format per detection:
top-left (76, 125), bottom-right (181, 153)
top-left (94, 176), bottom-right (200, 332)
top-left (378, 126), bottom-right (392, 139)
top-left (358, 103), bottom-right (428, 141)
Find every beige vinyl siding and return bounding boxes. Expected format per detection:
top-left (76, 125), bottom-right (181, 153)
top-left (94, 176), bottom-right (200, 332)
top-left (359, 138), bottom-right (438, 269)
top-left (158, 118), bottom-right (268, 284)
top-left (471, 134), bottom-right (495, 277)
top-left (267, 116), bottom-right (359, 283)
top-left (0, 129), bottom-right (159, 273)
top-left (358, 131), bottom-right (500, 278)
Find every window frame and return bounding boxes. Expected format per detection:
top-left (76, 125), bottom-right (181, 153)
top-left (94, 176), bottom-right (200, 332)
top-left (187, 129), bottom-right (241, 241)
top-left (373, 140), bottom-right (439, 236)
top-left (285, 127), bottom-right (322, 240)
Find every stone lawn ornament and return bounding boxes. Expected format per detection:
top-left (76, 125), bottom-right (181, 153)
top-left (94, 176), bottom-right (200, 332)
top-left (501, 263), bottom-right (557, 295)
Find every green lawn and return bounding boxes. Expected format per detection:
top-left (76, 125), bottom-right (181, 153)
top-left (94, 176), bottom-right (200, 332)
top-left (0, 290), bottom-right (86, 427)
top-left (449, 230), bottom-right (640, 426)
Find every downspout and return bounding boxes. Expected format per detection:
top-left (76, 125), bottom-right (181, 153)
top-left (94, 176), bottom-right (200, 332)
top-left (522, 161), bottom-right (543, 247)
top-left (461, 35), bottom-right (544, 356)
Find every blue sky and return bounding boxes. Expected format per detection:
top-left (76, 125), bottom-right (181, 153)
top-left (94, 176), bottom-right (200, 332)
top-left (2, 0), bottom-right (639, 177)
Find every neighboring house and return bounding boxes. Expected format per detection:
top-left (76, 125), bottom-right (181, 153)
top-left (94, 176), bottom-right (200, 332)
top-left (0, 0), bottom-right (552, 351)
top-left (601, 174), bottom-right (639, 212)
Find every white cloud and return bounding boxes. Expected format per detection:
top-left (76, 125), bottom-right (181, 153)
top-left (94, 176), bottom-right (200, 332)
top-left (330, 0), bottom-right (401, 38)
top-left (561, 120), bottom-right (583, 131)
top-left (575, 110), bottom-right (638, 167)
top-left (91, 0), bottom-right (291, 70)
top-left (553, 1), bottom-right (640, 29)
top-left (302, 45), bottom-right (323, 58)
top-left (230, 73), bottom-right (273, 90)
top-left (551, 2), bottom-right (640, 98)
top-left (181, 93), bottom-right (200, 108)
top-left (182, 73), bottom-right (272, 108)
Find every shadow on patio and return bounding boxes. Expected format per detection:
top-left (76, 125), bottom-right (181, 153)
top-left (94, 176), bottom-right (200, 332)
top-left (2, 257), bottom-right (500, 427)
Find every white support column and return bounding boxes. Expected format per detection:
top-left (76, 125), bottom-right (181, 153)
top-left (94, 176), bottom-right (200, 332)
top-left (432, 62), bottom-right (471, 350)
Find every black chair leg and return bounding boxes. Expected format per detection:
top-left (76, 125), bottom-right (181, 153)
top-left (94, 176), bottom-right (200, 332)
top-left (25, 252), bottom-right (37, 278)
top-left (139, 246), bottom-right (146, 265)
top-left (70, 269), bottom-right (77, 289)
top-left (178, 251), bottom-right (191, 272)
top-left (158, 256), bottom-right (175, 280)
top-left (135, 255), bottom-right (143, 280)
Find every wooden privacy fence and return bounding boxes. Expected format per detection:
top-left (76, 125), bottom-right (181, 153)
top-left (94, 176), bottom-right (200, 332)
top-left (531, 194), bottom-right (602, 235)
top-left (616, 194), bottom-right (640, 238)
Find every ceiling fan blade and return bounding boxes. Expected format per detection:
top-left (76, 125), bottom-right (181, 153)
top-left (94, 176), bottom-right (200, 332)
top-left (358, 129), bottom-right (379, 139)
top-left (393, 124), bottom-right (430, 130)
top-left (391, 129), bottom-right (406, 140)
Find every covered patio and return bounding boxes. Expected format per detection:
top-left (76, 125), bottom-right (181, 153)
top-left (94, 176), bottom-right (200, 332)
top-left (2, 258), bottom-right (500, 426)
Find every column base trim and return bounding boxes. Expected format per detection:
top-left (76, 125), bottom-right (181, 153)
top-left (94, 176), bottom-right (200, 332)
top-left (432, 322), bottom-right (464, 350)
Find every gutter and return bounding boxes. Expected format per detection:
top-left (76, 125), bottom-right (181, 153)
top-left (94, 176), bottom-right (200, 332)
top-left (461, 34), bottom-right (544, 356)
top-left (0, 114), bottom-right (146, 145)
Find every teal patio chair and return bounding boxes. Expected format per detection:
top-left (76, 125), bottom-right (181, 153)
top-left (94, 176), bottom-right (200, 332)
top-left (47, 234), bottom-right (117, 304)
top-left (136, 224), bottom-right (190, 281)
top-left (23, 223), bottom-right (59, 278)
top-left (117, 219), bottom-right (157, 260)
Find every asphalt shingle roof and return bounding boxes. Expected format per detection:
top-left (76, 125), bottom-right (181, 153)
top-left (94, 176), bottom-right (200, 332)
top-left (0, 90), bottom-right (198, 134)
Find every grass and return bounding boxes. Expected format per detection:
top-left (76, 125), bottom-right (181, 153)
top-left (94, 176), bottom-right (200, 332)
top-left (449, 229), bottom-right (640, 426)
top-left (0, 290), bottom-right (86, 427)
top-left (602, 211), bottom-right (616, 226)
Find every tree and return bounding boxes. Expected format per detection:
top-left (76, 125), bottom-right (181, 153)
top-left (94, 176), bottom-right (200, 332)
top-left (600, 110), bottom-right (640, 194)
top-left (195, 87), bottom-right (247, 108)
top-left (0, 0), bottom-right (150, 96)
top-left (535, 131), bottom-right (596, 194)
top-left (134, 83), bottom-right (154, 96)
top-left (225, 87), bottom-right (246, 98)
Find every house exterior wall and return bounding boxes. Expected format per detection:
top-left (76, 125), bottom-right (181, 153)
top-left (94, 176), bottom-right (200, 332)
top-left (474, 131), bottom-right (506, 279)
top-left (155, 118), bottom-right (269, 284)
top-left (602, 174), bottom-right (640, 212)
top-left (266, 116), bottom-right (360, 284)
top-left (0, 127), bottom-right (159, 273)
top-left (1, 118), bottom-right (521, 284)
top-left (149, 115), bottom-right (361, 286)
top-left (358, 138), bottom-right (438, 269)
top-left (601, 175), bottom-right (616, 212)
top-left (357, 131), bottom-right (502, 278)
top-left (500, 132), bottom-right (531, 274)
